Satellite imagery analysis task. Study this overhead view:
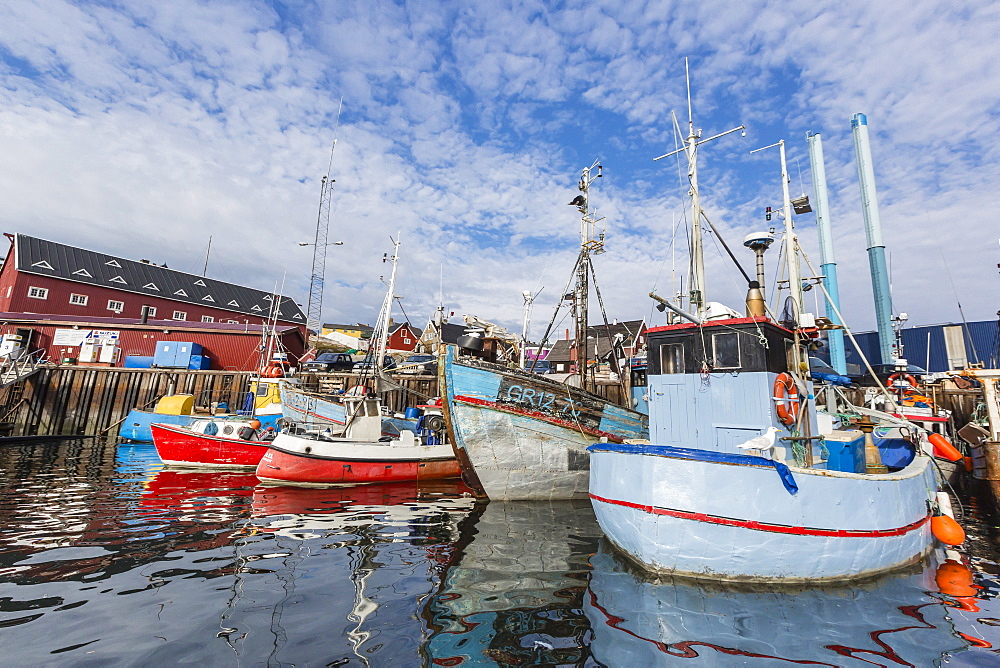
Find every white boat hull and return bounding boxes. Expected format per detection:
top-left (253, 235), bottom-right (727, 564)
top-left (442, 346), bottom-right (648, 500)
top-left (589, 443), bottom-right (938, 582)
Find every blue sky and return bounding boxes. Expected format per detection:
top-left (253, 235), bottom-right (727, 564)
top-left (2, 0), bottom-right (998, 340)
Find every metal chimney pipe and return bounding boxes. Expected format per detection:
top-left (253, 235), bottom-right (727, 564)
top-left (851, 113), bottom-right (895, 364)
top-left (141, 305), bottom-right (151, 324)
top-left (807, 133), bottom-right (847, 374)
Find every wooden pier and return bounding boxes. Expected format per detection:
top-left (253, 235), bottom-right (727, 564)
top-left (0, 366), bottom-right (444, 440)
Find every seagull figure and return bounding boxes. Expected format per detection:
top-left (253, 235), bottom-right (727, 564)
top-left (735, 426), bottom-right (780, 458)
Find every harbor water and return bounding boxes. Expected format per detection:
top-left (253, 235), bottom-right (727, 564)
top-left (1, 438), bottom-right (1000, 665)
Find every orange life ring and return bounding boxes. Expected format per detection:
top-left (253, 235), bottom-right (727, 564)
top-left (888, 372), bottom-right (917, 388)
top-left (772, 372), bottom-right (800, 426)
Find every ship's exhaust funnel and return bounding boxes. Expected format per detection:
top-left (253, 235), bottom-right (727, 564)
top-left (746, 281), bottom-right (766, 318)
top-left (851, 113), bottom-right (895, 363)
top-left (807, 133), bottom-right (847, 374)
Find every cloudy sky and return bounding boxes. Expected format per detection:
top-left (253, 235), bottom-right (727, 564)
top-left (2, 1), bottom-right (998, 343)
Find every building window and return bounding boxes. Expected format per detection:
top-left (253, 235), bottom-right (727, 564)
top-left (142, 306), bottom-right (157, 318)
top-left (107, 299), bottom-right (125, 312)
top-left (227, 319), bottom-right (239, 324)
top-left (173, 311), bottom-right (187, 320)
top-left (69, 293), bottom-right (88, 306)
top-left (403, 337), bottom-right (411, 344)
top-left (201, 315), bottom-right (214, 323)
top-left (28, 286), bottom-right (48, 300)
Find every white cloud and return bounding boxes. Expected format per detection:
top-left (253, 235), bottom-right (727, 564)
top-left (0, 0), bottom-right (997, 345)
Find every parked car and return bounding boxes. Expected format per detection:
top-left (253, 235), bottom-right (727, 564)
top-left (353, 355), bottom-right (398, 373)
top-left (860, 363), bottom-right (930, 387)
top-left (807, 357), bottom-right (852, 387)
top-left (523, 359), bottom-right (553, 374)
top-left (400, 354), bottom-right (437, 374)
top-left (301, 352), bottom-right (355, 373)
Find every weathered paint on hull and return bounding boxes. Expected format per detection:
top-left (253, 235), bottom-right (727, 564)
top-left (588, 446), bottom-right (938, 581)
top-left (151, 422), bottom-right (270, 470)
top-left (441, 346), bottom-right (648, 501)
top-left (279, 384), bottom-right (347, 430)
top-left (256, 435), bottom-right (461, 486)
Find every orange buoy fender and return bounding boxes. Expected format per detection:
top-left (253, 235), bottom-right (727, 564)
top-left (931, 514), bottom-right (966, 546)
top-left (888, 372), bottom-right (917, 387)
top-left (935, 560), bottom-right (977, 597)
top-left (928, 432), bottom-right (963, 462)
top-left (772, 373), bottom-right (800, 426)
top-left (249, 418), bottom-right (262, 430)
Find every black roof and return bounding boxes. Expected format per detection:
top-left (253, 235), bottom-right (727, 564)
top-left (15, 234), bottom-right (305, 323)
top-left (438, 322), bottom-right (469, 344)
top-left (585, 319), bottom-right (645, 342)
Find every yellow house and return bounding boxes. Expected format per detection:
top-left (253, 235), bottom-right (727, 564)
top-left (321, 323), bottom-right (374, 339)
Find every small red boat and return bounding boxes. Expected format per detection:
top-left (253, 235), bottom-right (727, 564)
top-left (256, 430), bottom-right (461, 486)
top-left (151, 419), bottom-right (274, 470)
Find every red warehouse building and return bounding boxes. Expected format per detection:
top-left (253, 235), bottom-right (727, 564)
top-left (0, 233), bottom-right (308, 369)
top-left (0, 313), bottom-right (306, 371)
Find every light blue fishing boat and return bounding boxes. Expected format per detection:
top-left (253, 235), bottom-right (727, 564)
top-left (587, 82), bottom-right (955, 581)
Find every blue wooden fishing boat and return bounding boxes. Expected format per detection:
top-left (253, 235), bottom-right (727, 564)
top-left (587, 81), bottom-right (959, 581)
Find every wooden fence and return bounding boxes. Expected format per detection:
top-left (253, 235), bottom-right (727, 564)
top-left (0, 367), bottom-right (442, 439)
top-left (0, 367), bottom-right (255, 438)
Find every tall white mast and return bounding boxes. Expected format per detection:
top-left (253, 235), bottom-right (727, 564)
top-left (572, 160), bottom-right (604, 378)
top-left (751, 139), bottom-right (804, 314)
top-left (654, 59), bottom-right (744, 314)
top-left (372, 233), bottom-right (401, 380)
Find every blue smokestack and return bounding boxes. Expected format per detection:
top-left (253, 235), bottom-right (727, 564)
top-left (807, 133), bottom-right (847, 374)
top-left (851, 113), bottom-right (895, 364)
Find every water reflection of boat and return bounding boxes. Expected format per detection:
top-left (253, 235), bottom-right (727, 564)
top-left (584, 541), bottom-right (970, 665)
top-left (230, 480), bottom-right (478, 664)
top-left (424, 500), bottom-right (602, 665)
top-left (250, 479), bottom-right (474, 517)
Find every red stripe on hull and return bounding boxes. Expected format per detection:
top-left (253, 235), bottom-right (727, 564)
top-left (453, 394), bottom-right (624, 442)
top-left (589, 493), bottom-right (930, 538)
top-left (256, 448), bottom-right (463, 486)
top-left (151, 423), bottom-right (270, 470)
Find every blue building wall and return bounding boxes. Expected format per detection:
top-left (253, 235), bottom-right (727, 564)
top-left (836, 319), bottom-right (999, 371)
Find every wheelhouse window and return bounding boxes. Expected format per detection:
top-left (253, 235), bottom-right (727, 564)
top-left (712, 332), bottom-right (741, 369)
top-left (28, 286), bottom-right (48, 300)
top-left (69, 293), bottom-right (88, 306)
top-left (201, 315), bottom-right (214, 323)
top-left (172, 310), bottom-right (186, 320)
top-left (107, 299), bottom-right (125, 312)
top-left (659, 343), bottom-right (684, 374)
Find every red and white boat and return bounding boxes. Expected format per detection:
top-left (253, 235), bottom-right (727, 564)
top-left (255, 396), bottom-right (460, 486)
top-left (151, 417), bottom-right (276, 470)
